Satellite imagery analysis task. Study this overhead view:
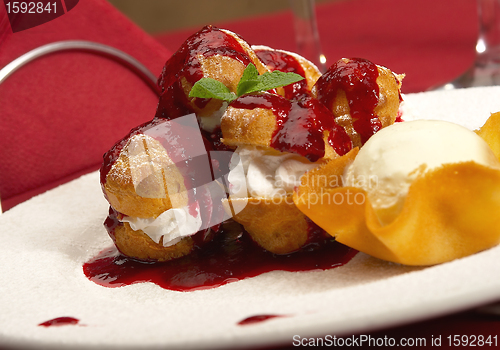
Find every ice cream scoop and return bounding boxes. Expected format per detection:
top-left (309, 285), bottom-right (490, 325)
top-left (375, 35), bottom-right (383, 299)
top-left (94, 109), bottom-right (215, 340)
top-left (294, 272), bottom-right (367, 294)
top-left (343, 120), bottom-right (500, 226)
top-left (294, 118), bottom-right (500, 265)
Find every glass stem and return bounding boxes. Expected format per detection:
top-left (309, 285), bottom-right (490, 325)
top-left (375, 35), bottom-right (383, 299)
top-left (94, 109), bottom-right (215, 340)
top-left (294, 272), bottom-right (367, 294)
top-left (438, 0), bottom-right (500, 89)
top-left (289, 0), bottom-right (326, 72)
top-left (476, 0), bottom-right (500, 64)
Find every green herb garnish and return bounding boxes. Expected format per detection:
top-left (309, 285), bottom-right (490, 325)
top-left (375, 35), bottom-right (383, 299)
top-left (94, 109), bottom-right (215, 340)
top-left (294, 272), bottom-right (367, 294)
top-left (188, 63), bottom-right (304, 103)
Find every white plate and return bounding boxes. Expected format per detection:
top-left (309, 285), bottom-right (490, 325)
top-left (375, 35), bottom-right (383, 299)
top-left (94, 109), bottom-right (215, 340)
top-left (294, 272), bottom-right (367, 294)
top-left (2, 87), bottom-right (500, 349)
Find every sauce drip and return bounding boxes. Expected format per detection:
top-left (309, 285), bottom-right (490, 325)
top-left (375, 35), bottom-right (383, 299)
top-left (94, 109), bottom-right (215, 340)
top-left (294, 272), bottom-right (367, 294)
top-left (255, 48), bottom-right (309, 100)
top-left (158, 25), bottom-right (251, 92)
top-left (38, 317), bottom-right (80, 327)
top-left (314, 58), bottom-right (382, 144)
top-left (238, 314), bottom-right (285, 326)
top-left (230, 94), bottom-right (352, 162)
top-left (84, 220), bottom-right (357, 292)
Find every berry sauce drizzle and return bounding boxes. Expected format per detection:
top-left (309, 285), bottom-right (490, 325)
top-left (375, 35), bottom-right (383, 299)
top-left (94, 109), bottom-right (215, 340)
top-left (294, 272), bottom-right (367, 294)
top-left (38, 317), bottom-right (80, 327)
top-left (155, 25), bottom-right (253, 121)
top-left (230, 94), bottom-right (352, 162)
top-left (83, 221), bottom-right (357, 292)
top-left (314, 58), bottom-right (382, 145)
top-left (157, 25), bottom-right (251, 92)
top-left (255, 48), bottom-right (309, 100)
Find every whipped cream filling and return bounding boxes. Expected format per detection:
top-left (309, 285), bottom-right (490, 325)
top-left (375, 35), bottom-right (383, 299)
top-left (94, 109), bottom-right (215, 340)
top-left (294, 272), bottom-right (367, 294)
top-left (198, 102), bottom-right (228, 133)
top-left (228, 146), bottom-right (319, 198)
top-left (121, 203), bottom-right (202, 247)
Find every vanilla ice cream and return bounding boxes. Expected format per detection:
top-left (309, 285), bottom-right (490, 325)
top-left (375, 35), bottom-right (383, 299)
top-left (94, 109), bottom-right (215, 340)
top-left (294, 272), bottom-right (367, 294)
top-left (228, 146), bottom-right (319, 198)
top-left (343, 120), bottom-right (500, 225)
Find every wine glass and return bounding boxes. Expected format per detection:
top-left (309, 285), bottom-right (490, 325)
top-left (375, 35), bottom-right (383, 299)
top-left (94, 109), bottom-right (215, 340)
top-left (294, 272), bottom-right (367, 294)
top-left (441, 0), bottom-right (500, 89)
top-left (289, 0), bottom-right (327, 72)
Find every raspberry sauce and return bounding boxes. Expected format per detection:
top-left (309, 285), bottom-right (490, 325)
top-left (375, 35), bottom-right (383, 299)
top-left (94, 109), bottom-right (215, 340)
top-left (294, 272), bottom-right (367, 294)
top-left (38, 317), bottom-right (80, 327)
top-left (255, 48), bottom-right (310, 100)
top-left (155, 25), bottom-right (254, 121)
top-left (229, 94), bottom-right (352, 162)
top-left (314, 58), bottom-right (382, 144)
top-left (238, 314), bottom-right (286, 326)
top-left (157, 25), bottom-right (252, 93)
top-left (83, 220), bottom-right (356, 292)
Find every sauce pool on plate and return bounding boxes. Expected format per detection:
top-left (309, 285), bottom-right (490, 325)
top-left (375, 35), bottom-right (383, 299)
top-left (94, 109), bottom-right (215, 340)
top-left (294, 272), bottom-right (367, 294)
top-left (83, 221), bottom-right (357, 292)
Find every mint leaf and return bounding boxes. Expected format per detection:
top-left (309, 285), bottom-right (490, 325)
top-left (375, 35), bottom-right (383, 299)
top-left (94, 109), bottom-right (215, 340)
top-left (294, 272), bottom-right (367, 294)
top-left (236, 63), bottom-right (259, 96)
top-left (188, 63), bottom-right (305, 103)
top-left (189, 78), bottom-right (237, 102)
top-left (247, 70), bottom-right (304, 94)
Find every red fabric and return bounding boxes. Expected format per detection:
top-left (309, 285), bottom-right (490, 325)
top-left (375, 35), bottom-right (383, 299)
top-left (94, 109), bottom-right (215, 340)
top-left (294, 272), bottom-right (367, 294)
top-left (155, 0), bottom-right (478, 94)
top-left (0, 0), bottom-right (172, 210)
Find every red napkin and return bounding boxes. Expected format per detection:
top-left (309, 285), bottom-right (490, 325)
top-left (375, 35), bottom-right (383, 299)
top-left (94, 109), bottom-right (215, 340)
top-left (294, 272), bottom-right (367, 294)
top-left (0, 0), bottom-right (172, 210)
top-left (155, 0), bottom-right (478, 93)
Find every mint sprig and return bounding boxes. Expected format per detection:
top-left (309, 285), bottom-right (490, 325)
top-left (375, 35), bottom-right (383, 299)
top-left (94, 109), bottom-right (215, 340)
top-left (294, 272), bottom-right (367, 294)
top-left (188, 78), bottom-right (236, 102)
top-left (188, 63), bottom-right (304, 103)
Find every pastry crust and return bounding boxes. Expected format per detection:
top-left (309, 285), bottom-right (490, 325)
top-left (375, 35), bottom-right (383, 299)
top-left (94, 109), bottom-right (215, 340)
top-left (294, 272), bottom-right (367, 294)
top-left (113, 221), bottom-right (195, 262)
top-left (103, 134), bottom-right (188, 219)
top-left (221, 106), bottom-right (276, 149)
top-left (225, 197), bottom-right (311, 254)
top-left (374, 66), bottom-right (404, 128)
